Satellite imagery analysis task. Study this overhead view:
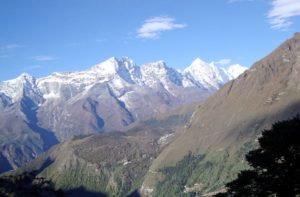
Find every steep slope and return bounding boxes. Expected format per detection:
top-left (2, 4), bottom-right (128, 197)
top-left (34, 58), bottom-right (212, 141)
top-left (227, 64), bottom-right (248, 79)
top-left (14, 104), bottom-right (196, 196)
top-left (141, 33), bottom-right (300, 196)
top-left (0, 57), bottom-right (246, 141)
top-left (183, 58), bottom-right (225, 91)
top-left (0, 56), bottom-right (246, 173)
top-left (0, 74), bottom-right (58, 173)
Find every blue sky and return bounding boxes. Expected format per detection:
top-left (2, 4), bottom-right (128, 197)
top-left (0, 0), bottom-right (300, 81)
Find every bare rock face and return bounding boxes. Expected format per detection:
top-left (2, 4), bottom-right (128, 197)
top-left (0, 57), bottom-right (229, 141)
top-left (13, 33), bottom-right (300, 196)
top-left (141, 33), bottom-right (300, 195)
top-left (0, 56), bottom-right (246, 172)
top-left (15, 104), bottom-right (196, 196)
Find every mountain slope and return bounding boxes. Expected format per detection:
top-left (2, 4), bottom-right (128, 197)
top-left (0, 74), bottom-right (58, 173)
top-left (0, 57), bottom-right (246, 173)
top-left (1, 57), bottom-right (242, 140)
top-left (183, 58), bottom-right (230, 91)
top-left (34, 58), bottom-right (213, 140)
top-left (13, 104), bottom-right (196, 196)
top-left (0, 57), bottom-right (246, 140)
top-left (141, 33), bottom-right (300, 196)
top-left (227, 64), bottom-right (247, 79)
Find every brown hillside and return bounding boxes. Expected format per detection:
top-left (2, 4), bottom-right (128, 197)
top-left (142, 33), bottom-right (300, 195)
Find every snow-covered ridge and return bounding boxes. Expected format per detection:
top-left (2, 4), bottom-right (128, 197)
top-left (0, 56), bottom-right (247, 102)
top-left (0, 73), bottom-right (40, 102)
top-left (183, 58), bottom-right (228, 90)
top-left (227, 64), bottom-right (248, 79)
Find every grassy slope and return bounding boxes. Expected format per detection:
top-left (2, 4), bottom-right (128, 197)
top-left (142, 33), bottom-right (300, 196)
top-left (14, 104), bottom-right (196, 196)
top-left (155, 141), bottom-right (256, 196)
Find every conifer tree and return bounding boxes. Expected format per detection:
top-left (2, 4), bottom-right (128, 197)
top-left (216, 116), bottom-right (300, 197)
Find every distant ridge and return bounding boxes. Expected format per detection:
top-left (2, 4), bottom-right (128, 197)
top-left (0, 56), bottom-right (246, 173)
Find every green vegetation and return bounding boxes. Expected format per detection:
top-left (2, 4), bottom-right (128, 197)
top-left (21, 132), bottom-right (161, 197)
top-left (156, 152), bottom-right (204, 197)
top-left (155, 142), bottom-right (256, 196)
top-left (8, 107), bottom-right (195, 196)
top-left (142, 114), bottom-right (192, 129)
top-left (40, 161), bottom-right (148, 196)
top-left (216, 116), bottom-right (300, 197)
top-left (0, 171), bottom-right (63, 197)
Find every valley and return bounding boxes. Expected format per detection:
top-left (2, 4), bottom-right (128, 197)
top-left (6, 32), bottom-right (300, 197)
top-left (0, 57), bottom-right (245, 173)
top-left (1, 2), bottom-right (299, 195)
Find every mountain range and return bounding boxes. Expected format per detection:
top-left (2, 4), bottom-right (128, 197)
top-left (141, 32), bottom-right (300, 196)
top-left (0, 57), bottom-right (246, 173)
top-left (12, 33), bottom-right (300, 197)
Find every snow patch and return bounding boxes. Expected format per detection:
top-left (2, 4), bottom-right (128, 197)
top-left (43, 92), bottom-right (60, 99)
top-left (158, 133), bottom-right (174, 145)
top-left (227, 64), bottom-right (248, 79)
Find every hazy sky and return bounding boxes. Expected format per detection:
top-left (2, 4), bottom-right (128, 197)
top-left (0, 0), bottom-right (300, 81)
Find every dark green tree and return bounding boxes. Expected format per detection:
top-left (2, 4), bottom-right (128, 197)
top-left (216, 115), bottom-right (300, 197)
top-left (0, 171), bottom-right (64, 197)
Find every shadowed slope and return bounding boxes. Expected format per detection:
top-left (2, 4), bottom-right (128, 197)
top-left (141, 33), bottom-right (300, 195)
top-left (14, 104), bottom-right (196, 196)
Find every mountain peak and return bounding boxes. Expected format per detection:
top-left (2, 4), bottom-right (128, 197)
top-left (141, 60), bottom-right (168, 72)
top-left (190, 58), bottom-right (208, 67)
top-left (0, 73), bottom-right (37, 103)
top-left (4, 73), bottom-right (35, 84)
top-left (183, 58), bottom-right (238, 90)
top-left (91, 57), bottom-right (138, 73)
top-left (185, 58), bottom-right (216, 75)
top-left (19, 72), bottom-right (32, 78)
top-left (141, 34), bottom-right (300, 196)
top-left (90, 57), bottom-right (121, 75)
top-left (227, 64), bottom-right (248, 78)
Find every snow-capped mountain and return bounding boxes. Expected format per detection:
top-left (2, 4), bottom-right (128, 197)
top-left (0, 57), bottom-right (247, 140)
top-left (0, 73), bottom-right (42, 103)
top-left (227, 64), bottom-right (248, 79)
top-left (183, 58), bottom-right (228, 91)
top-left (0, 57), bottom-right (246, 105)
top-left (0, 56), bottom-right (246, 171)
top-left (183, 58), bottom-right (247, 91)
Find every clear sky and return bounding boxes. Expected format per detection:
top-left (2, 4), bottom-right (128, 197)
top-left (0, 0), bottom-right (300, 81)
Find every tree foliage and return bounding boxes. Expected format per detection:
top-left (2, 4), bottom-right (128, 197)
top-left (216, 116), bottom-right (300, 197)
top-left (155, 152), bottom-right (204, 197)
top-left (0, 171), bottom-right (64, 197)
